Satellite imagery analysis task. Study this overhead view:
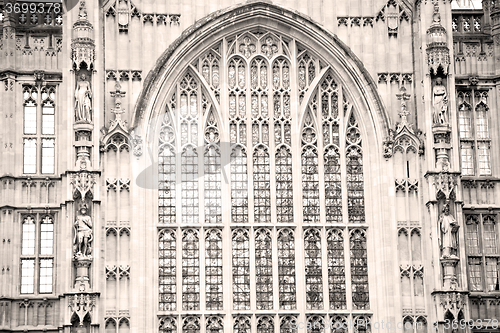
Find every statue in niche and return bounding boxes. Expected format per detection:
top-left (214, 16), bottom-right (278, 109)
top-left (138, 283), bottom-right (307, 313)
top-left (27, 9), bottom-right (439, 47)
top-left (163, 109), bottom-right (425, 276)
top-left (75, 73), bottom-right (93, 123)
top-left (432, 3), bottom-right (441, 24)
top-left (74, 204), bottom-right (93, 259)
top-left (438, 203), bottom-right (458, 258)
top-left (432, 77), bottom-right (448, 125)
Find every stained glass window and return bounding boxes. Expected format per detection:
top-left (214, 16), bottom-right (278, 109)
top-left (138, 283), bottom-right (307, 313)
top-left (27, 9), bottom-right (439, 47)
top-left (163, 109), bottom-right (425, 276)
top-left (253, 146), bottom-right (271, 223)
top-left (255, 228), bottom-right (273, 309)
top-left (234, 316), bottom-right (251, 333)
top-left (159, 317), bottom-right (176, 333)
top-left (331, 316), bottom-right (348, 333)
top-left (205, 229), bottom-right (223, 310)
top-left (159, 229), bottom-right (176, 311)
top-left (298, 51), bottom-right (317, 103)
top-left (257, 316), bottom-right (274, 333)
top-left (302, 109), bottom-right (320, 223)
top-left (182, 229), bottom-right (200, 310)
top-left (181, 146), bottom-right (199, 224)
top-left (278, 228), bottom-right (296, 309)
top-left (232, 228), bottom-right (250, 310)
top-left (204, 111), bottom-right (222, 224)
top-left (350, 229), bottom-right (369, 309)
top-left (327, 228), bottom-right (346, 309)
top-left (159, 112), bottom-right (176, 224)
top-left (346, 114), bottom-right (365, 223)
top-left (304, 228), bottom-right (323, 309)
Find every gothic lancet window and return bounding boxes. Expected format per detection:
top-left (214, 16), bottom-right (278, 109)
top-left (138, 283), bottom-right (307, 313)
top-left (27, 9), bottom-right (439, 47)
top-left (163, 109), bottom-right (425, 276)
top-left (255, 228), bottom-right (273, 309)
top-left (182, 229), bottom-right (200, 310)
top-left (157, 32), bottom-right (371, 327)
top-left (232, 228), bottom-right (250, 310)
top-left (159, 229), bottom-right (176, 311)
top-left (205, 229), bottom-right (223, 310)
top-left (305, 228), bottom-right (323, 309)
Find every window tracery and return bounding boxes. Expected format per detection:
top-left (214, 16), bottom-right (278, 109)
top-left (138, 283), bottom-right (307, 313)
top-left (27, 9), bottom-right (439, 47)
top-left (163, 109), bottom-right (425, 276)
top-left (183, 316), bottom-right (200, 333)
top-left (158, 35), bottom-right (370, 325)
top-left (234, 316), bottom-right (251, 333)
top-left (280, 315), bottom-right (298, 333)
top-left (232, 228), bottom-right (250, 310)
top-left (206, 316), bottom-right (223, 333)
top-left (159, 317), bottom-right (176, 333)
top-left (255, 228), bottom-right (273, 309)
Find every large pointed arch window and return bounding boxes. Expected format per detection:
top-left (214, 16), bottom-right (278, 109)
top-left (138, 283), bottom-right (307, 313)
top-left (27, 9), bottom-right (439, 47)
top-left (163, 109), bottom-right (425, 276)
top-left (157, 30), bottom-right (370, 327)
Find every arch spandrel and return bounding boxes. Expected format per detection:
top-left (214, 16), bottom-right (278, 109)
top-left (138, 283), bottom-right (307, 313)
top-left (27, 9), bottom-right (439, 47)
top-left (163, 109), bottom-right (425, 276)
top-left (132, 1), bottom-right (390, 147)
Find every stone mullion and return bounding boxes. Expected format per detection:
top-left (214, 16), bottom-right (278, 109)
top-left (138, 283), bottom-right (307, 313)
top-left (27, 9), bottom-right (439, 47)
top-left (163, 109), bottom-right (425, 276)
top-left (272, 226), bottom-right (279, 312)
top-left (246, 57), bottom-right (255, 230)
top-left (176, 227), bottom-right (182, 315)
top-left (198, 87), bottom-right (205, 226)
top-left (321, 227), bottom-right (329, 313)
top-left (199, 227), bottom-right (206, 312)
top-left (268, 57), bottom-right (277, 228)
top-left (249, 227), bottom-right (256, 311)
top-left (116, 149), bottom-right (122, 312)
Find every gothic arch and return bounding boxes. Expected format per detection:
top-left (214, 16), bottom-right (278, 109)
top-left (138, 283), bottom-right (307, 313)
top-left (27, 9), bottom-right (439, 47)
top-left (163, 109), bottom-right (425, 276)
top-left (132, 1), bottom-right (390, 146)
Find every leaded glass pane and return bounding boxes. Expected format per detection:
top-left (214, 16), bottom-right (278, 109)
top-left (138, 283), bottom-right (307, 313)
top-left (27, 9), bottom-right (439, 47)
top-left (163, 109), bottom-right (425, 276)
top-left (231, 146), bottom-right (248, 223)
top-left (204, 111), bottom-right (222, 224)
top-left (350, 229), bottom-right (369, 309)
top-left (327, 229), bottom-right (346, 309)
top-left (182, 229), bottom-right (199, 310)
top-left (458, 102), bottom-right (472, 139)
top-left (304, 228), bottom-right (323, 309)
top-left (23, 138), bottom-right (37, 174)
top-left (159, 110), bottom-right (177, 223)
top-left (22, 216), bottom-right (36, 255)
top-left (39, 259), bottom-right (53, 293)
top-left (485, 258), bottom-right (499, 291)
top-left (468, 257), bottom-right (483, 291)
top-left (255, 228), bottom-right (273, 309)
top-left (159, 229), bottom-right (176, 311)
top-left (460, 142), bottom-right (474, 176)
top-left (475, 101), bottom-right (489, 139)
top-left (276, 146), bottom-right (293, 223)
top-left (477, 141), bottom-right (491, 175)
top-left (41, 138), bottom-right (55, 174)
top-left (253, 146), bottom-right (271, 223)
top-left (325, 146), bottom-right (342, 223)
top-left (346, 114), bottom-right (365, 223)
top-left (278, 228), bottom-right (296, 309)
top-left (483, 215), bottom-right (497, 255)
top-left (302, 110), bottom-right (319, 223)
top-left (205, 229), bottom-right (223, 310)
top-left (181, 146), bottom-right (199, 224)
top-left (232, 228), bottom-right (250, 310)
top-left (21, 259), bottom-right (35, 294)
top-left (40, 216), bottom-right (54, 255)
top-left (465, 215), bottom-right (480, 255)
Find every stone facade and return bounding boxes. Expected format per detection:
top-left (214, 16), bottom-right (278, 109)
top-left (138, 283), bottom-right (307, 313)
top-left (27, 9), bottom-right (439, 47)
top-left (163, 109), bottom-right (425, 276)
top-left (0, 0), bottom-right (499, 332)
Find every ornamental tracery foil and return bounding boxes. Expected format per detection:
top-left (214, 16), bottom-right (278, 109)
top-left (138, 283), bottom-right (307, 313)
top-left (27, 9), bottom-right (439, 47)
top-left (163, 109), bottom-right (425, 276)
top-left (157, 32), bottom-right (370, 324)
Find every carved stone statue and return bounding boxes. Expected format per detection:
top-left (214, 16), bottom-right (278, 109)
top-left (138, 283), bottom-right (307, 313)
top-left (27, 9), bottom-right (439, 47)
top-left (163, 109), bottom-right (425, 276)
top-left (432, 77), bottom-right (448, 125)
top-left (75, 74), bottom-right (93, 123)
top-left (438, 204), bottom-right (458, 258)
top-left (74, 205), bottom-right (93, 258)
